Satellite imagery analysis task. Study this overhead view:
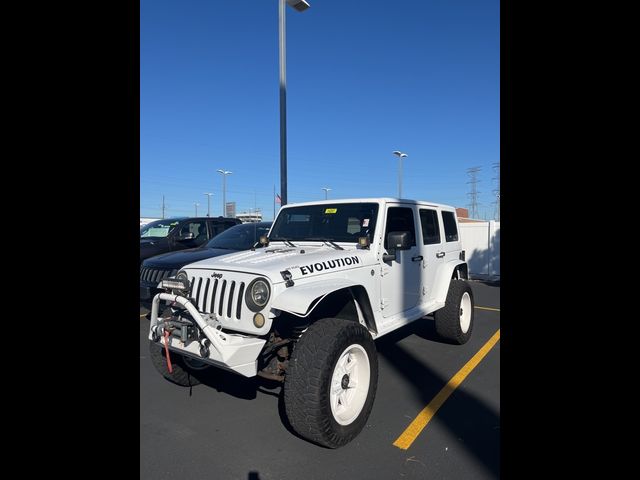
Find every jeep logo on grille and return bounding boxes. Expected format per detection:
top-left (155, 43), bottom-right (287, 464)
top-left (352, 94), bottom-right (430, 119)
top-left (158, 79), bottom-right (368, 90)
top-left (210, 272), bottom-right (223, 279)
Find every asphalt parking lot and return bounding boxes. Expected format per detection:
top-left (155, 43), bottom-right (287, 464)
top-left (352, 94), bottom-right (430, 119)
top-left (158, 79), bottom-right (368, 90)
top-left (140, 281), bottom-right (500, 479)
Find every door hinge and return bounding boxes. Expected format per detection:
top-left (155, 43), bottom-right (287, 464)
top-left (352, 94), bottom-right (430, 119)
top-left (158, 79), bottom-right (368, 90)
top-left (380, 298), bottom-right (389, 310)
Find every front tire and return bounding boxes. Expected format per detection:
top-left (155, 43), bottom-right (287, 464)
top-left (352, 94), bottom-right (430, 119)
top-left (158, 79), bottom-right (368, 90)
top-left (434, 279), bottom-right (474, 344)
top-left (148, 340), bottom-right (204, 387)
top-left (284, 318), bottom-right (378, 448)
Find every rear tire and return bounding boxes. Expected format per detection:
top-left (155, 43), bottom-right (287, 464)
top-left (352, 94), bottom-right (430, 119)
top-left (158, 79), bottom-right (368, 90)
top-left (284, 318), bottom-right (378, 448)
top-left (434, 280), bottom-right (474, 344)
top-left (148, 340), bottom-right (203, 387)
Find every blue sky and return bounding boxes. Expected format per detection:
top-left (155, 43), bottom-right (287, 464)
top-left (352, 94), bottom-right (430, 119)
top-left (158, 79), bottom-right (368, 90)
top-left (141, 0), bottom-right (500, 220)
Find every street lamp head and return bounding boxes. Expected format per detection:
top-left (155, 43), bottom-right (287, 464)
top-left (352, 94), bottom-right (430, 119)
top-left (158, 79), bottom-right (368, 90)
top-left (393, 151), bottom-right (408, 158)
top-left (217, 169), bottom-right (232, 175)
top-left (286, 0), bottom-right (311, 12)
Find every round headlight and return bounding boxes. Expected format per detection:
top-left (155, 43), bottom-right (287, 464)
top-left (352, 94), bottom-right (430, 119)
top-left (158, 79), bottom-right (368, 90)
top-left (251, 280), bottom-right (269, 306)
top-left (245, 278), bottom-right (271, 312)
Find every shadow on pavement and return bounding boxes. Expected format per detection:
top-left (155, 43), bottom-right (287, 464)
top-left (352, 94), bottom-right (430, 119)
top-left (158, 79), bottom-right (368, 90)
top-left (376, 318), bottom-right (500, 478)
top-left (196, 368), bottom-right (287, 401)
top-left (195, 366), bottom-right (311, 444)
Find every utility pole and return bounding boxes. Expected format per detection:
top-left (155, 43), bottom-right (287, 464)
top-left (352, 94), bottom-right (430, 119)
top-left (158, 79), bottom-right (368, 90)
top-left (217, 169), bottom-right (232, 217)
top-left (466, 166), bottom-right (482, 219)
top-left (204, 193), bottom-right (214, 217)
top-left (277, 0), bottom-right (311, 206)
top-left (492, 162), bottom-right (500, 222)
top-left (392, 151), bottom-right (408, 198)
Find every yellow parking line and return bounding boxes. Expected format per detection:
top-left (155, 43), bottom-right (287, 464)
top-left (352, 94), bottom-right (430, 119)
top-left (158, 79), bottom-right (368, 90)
top-left (475, 306), bottom-right (500, 312)
top-left (393, 329), bottom-right (501, 450)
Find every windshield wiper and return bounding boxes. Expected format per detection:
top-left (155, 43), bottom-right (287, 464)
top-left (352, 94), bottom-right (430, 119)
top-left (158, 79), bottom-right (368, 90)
top-left (306, 238), bottom-right (344, 250)
top-left (269, 237), bottom-right (296, 247)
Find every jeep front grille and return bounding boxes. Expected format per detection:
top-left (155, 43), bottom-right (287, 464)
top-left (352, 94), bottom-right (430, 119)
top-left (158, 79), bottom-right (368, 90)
top-left (191, 277), bottom-right (245, 321)
top-left (140, 267), bottom-right (177, 283)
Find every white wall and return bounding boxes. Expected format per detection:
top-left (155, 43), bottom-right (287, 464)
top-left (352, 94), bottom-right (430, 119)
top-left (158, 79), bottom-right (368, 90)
top-left (459, 221), bottom-right (500, 280)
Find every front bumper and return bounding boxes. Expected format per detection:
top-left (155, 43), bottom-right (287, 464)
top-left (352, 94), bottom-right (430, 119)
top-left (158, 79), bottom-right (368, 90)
top-left (148, 292), bottom-right (266, 377)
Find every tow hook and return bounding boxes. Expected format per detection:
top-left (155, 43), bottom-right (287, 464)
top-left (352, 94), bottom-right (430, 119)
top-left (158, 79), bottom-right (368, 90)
top-left (163, 329), bottom-right (173, 374)
top-left (199, 339), bottom-right (210, 358)
top-left (151, 326), bottom-right (161, 343)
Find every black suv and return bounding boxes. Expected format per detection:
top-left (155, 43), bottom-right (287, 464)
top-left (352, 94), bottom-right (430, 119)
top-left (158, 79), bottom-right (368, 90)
top-left (140, 216), bottom-right (241, 264)
top-left (140, 221), bottom-right (272, 306)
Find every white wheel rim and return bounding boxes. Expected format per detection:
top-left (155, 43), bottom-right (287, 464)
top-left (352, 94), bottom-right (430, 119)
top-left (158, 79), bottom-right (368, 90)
top-left (329, 344), bottom-right (371, 426)
top-left (460, 292), bottom-right (472, 333)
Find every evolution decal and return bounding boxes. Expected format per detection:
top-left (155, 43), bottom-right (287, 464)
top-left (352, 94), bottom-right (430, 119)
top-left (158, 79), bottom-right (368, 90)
top-left (299, 256), bottom-right (360, 275)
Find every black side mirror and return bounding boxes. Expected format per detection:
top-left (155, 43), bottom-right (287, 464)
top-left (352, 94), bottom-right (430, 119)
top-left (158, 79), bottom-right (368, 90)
top-left (383, 231), bottom-right (412, 262)
top-left (176, 232), bottom-right (195, 241)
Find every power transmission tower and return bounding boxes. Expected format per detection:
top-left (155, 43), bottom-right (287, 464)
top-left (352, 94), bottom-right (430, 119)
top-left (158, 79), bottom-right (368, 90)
top-left (492, 162), bottom-right (500, 222)
top-left (466, 166), bottom-right (482, 219)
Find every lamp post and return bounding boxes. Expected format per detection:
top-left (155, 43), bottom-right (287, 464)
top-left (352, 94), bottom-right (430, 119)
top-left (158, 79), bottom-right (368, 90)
top-left (278, 0), bottom-right (311, 206)
top-left (322, 187), bottom-right (331, 199)
top-left (194, 202), bottom-right (200, 217)
top-left (217, 169), bottom-right (232, 216)
top-left (204, 192), bottom-right (214, 217)
top-left (392, 151), bottom-right (408, 198)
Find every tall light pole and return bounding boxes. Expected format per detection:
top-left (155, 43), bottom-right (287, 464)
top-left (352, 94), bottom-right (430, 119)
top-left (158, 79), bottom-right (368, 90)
top-left (322, 187), bottom-right (331, 199)
top-left (204, 192), bottom-right (214, 217)
top-left (278, 0), bottom-right (311, 206)
top-left (392, 151), bottom-right (408, 198)
top-left (194, 202), bottom-right (200, 217)
top-left (217, 169), bottom-right (232, 216)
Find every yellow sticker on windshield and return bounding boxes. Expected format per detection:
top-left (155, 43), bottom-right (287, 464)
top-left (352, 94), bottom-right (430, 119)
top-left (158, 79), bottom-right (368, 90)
top-left (324, 208), bottom-right (337, 214)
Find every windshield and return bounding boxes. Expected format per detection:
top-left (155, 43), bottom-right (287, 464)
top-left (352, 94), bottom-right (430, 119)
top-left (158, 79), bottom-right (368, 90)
top-left (140, 219), bottom-right (181, 238)
top-left (270, 203), bottom-right (379, 243)
top-left (206, 223), bottom-right (272, 250)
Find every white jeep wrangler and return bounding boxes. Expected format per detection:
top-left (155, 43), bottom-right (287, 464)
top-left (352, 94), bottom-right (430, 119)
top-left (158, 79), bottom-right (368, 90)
top-left (148, 198), bottom-right (474, 448)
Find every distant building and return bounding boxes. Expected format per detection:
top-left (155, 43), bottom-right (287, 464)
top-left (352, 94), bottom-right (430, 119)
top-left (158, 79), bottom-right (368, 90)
top-left (236, 211), bottom-right (263, 223)
top-left (456, 207), bottom-right (484, 223)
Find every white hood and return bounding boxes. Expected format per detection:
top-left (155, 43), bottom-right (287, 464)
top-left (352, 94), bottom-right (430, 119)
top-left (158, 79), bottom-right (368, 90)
top-left (182, 243), bottom-right (372, 283)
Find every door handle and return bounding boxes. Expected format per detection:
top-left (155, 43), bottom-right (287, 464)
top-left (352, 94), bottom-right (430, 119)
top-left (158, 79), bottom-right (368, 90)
top-left (436, 252), bottom-right (445, 258)
top-left (412, 255), bottom-right (423, 262)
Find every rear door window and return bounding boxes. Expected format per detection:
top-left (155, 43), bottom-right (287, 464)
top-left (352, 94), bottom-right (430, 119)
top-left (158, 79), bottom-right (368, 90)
top-left (419, 209), bottom-right (441, 245)
top-left (209, 220), bottom-right (237, 237)
top-left (441, 211), bottom-right (459, 242)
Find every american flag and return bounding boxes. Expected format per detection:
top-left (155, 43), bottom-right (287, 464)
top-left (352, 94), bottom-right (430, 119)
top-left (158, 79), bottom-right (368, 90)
top-left (275, 193), bottom-right (281, 204)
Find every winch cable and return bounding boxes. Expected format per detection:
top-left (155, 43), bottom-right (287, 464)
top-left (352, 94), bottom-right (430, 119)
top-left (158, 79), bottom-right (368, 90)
top-left (163, 329), bottom-right (173, 374)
